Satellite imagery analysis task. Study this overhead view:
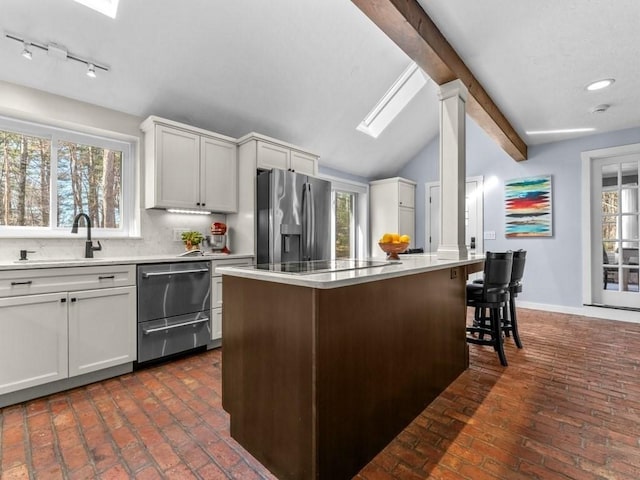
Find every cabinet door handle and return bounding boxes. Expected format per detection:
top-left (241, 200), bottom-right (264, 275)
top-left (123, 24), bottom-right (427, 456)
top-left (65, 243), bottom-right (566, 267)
top-left (61, 298), bottom-right (67, 303)
top-left (98, 275), bottom-right (115, 280)
top-left (11, 280), bottom-right (33, 286)
top-left (70, 298), bottom-right (77, 303)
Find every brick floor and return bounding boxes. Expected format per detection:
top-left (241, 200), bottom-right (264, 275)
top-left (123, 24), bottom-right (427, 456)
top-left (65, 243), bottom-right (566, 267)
top-left (1, 308), bottom-right (639, 479)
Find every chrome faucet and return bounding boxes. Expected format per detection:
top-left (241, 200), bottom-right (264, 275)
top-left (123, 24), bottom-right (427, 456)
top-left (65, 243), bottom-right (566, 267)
top-left (71, 213), bottom-right (102, 258)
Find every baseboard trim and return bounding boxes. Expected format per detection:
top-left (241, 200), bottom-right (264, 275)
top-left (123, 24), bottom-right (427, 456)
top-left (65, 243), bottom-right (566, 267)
top-left (518, 301), bottom-right (640, 324)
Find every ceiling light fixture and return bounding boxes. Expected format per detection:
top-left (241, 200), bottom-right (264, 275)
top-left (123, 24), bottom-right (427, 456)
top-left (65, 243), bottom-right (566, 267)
top-left (166, 209), bottom-right (213, 215)
top-left (357, 61), bottom-right (428, 139)
top-left (591, 104), bottom-right (610, 114)
top-left (526, 128), bottom-right (596, 135)
top-left (586, 79), bottom-right (615, 91)
top-left (21, 42), bottom-right (32, 60)
top-left (4, 32), bottom-right (109, 78)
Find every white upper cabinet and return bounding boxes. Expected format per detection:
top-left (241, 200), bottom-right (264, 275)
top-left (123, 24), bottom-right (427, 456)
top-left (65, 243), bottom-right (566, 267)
top-left (290, 150), bottom-right (318, 176)
top-left (142, 116), bottom-right (238, 212)
top-left (249, 135), bottom-right (318, 176)
top-left (153, 125), bottom-right (201, 209)
top-left (201, 136), bottom-right (238, 213)
top-left (256, 141), bottom-right (290, 171)
top-left (398, 180), bottom-right (415, 208)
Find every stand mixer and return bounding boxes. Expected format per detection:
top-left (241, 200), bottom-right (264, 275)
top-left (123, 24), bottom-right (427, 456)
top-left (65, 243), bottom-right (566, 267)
top-left (206, 222), bottom-right (230, 254)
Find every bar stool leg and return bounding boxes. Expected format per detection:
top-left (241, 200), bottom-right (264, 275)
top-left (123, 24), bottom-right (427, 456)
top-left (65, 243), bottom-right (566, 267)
top-left (491, 306), bottom-right (508, 366)
top-left (509, 295), bottom-right (523, 349)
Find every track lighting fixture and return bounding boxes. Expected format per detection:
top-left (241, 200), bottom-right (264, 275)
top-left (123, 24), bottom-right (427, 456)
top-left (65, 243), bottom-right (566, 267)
top-left (21, 42), bottom-right (32, 60)
top-left (4, 32), bottom-right (109, 78)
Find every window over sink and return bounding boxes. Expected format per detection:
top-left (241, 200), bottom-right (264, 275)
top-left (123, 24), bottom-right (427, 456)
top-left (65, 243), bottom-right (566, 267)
top-left (0, 116), bottom-right (136, 238)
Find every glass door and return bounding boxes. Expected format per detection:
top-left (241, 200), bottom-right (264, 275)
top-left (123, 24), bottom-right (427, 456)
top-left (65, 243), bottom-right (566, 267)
top-left (595, 156), bottom-right (639, 307)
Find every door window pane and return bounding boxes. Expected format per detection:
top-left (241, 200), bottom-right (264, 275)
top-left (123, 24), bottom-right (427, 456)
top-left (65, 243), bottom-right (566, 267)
top-left (602, 215), bottom-right (618, 241)
top-left (0, 130), bottom-right (51, 226)
top-left (621, 162), bottom-right (638, 187)
top-left (57, 141), bottom-right (122, 228)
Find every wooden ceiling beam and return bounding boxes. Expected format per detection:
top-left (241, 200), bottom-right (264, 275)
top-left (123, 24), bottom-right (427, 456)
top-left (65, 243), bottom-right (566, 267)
top-left (352, 0), bottom-right (528, 161)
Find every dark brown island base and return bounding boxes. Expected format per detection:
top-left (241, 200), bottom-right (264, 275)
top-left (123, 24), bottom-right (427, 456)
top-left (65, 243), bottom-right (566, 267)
top-left (220, 255), bottom-right (484, 480)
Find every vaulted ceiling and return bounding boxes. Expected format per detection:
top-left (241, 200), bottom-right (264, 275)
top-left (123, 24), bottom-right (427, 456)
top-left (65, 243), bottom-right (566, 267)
top-left (1, 0), bottom-right (639, 179)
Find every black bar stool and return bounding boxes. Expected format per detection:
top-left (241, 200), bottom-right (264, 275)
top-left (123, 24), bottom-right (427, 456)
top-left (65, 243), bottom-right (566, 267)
top-left (502, 250), bottom-right (526, 348)
top-left (466, 251), bottom-right (513, 366)
top-left (473, 250), bottom-right (527, 348)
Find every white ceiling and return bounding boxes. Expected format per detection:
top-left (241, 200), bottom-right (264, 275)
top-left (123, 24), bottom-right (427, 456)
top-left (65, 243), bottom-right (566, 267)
top-left (1, 1), bottom-right (639, 179)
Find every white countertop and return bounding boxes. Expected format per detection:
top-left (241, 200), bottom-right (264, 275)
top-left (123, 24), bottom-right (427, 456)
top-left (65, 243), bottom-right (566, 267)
top-left (218, 254), bottom-right (484, 289)
top-left (0, 253), bottom-right (254, 271)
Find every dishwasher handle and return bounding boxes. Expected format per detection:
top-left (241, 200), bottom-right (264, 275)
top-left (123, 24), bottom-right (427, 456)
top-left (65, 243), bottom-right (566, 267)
top-left (142, 317), bottom-right (209, 334)
top-left (142, 268), bottom-right (209, 278)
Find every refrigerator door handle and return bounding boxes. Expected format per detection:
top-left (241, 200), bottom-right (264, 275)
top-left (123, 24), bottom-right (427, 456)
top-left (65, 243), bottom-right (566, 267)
top-left (302, 183), bottom-right (313, 261)
top-left (309, 183), bottom-right (316, 260)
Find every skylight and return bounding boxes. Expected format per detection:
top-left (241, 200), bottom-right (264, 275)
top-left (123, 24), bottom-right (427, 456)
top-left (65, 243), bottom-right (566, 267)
top-left (73, 0), bottom-right (120, 19)
top-left (357, 62), bottom-right (428, 139)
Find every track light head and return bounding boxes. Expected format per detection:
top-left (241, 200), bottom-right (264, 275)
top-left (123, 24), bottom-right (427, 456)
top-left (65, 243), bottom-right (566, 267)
top-left (21, 42), bottom-right (32, 60)
top-left (86, 63), bottom-right (97, 78)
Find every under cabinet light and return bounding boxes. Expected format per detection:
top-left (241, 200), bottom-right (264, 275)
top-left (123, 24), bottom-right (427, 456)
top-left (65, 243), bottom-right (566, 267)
top-left (166, 209), bottom-right (213, 215)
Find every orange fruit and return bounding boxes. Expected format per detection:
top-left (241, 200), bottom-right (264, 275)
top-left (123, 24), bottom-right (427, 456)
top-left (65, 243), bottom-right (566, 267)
top-left (380, 233), bottom-right (393, 243)
top-left (391, 233), bottom-right (400, 242)
top-left (399, 234), bottom-right (410, 243)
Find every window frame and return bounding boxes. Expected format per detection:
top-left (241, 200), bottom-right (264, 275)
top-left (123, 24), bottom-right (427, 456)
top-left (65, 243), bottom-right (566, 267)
top-left (321, 174), bottom-right (368, 260)
top-left (0, 115), bottom-right (137, 239)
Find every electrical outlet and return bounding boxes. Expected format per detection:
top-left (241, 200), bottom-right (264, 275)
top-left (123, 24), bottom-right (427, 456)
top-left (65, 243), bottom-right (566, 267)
top-left (483, 230), bottom-right (496, 240)
top-left (173, 228), bottom-right (190, 241)
top-left (450, 268), bottom-right (458, 279)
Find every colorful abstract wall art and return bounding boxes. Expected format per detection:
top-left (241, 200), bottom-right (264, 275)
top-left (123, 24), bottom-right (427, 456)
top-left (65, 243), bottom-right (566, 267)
top-left (505, 176), bottom-right (553, 237)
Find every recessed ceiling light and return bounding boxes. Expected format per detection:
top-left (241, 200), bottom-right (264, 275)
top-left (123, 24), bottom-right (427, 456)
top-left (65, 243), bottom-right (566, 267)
top-left (73, 0), bottom-right (120, 19)
top-left (591, 104), bottom-right (610, 114)
top-left (526, 128), bottom-right (596, 135)
top-left (586, 79), bottom-right (615, 91)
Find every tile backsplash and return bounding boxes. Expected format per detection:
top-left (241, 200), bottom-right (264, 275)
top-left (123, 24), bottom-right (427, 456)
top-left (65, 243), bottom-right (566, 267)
top-left (0, 209), bottom-right (228, 262)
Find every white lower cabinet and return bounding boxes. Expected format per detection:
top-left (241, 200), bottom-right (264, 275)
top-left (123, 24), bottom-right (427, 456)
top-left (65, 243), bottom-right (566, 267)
top-left (211, 257), bottom-right (253, 342)
top-left (0, 265), bottom-right (136, 398)
top-left (0, 293), bottom-right (68, 395)
top-left (68, 286), bottom-right (136, 377)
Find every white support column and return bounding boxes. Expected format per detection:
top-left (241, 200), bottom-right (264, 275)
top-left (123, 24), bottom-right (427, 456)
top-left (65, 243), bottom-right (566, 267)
top-left (437, 79), bottom-right (468, 260)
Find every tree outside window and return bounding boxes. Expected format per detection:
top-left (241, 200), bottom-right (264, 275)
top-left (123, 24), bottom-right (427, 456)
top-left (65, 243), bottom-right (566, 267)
top-left (0, 127), bottom-right (124, 232)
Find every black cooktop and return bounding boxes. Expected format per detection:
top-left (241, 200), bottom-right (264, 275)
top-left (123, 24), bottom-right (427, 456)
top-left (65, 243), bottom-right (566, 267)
top-left (246, 259), bottom-right (394, 275)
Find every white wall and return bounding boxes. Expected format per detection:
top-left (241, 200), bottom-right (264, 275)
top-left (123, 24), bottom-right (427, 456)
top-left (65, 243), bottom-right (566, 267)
top-left (0, 81), bottom-right (223, 261)
top-left (398, 117), bottom-right (640, 309)
top-left (0, 81), bottom-right (364, 262)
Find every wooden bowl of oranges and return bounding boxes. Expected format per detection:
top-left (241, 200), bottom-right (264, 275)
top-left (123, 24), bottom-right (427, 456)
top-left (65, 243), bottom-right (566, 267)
top-left (378, 233), bottom-right (411, 260)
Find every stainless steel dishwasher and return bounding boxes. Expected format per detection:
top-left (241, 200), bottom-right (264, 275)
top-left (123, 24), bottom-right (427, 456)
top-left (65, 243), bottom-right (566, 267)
top-left (136, 261), bottom-right (211, 364)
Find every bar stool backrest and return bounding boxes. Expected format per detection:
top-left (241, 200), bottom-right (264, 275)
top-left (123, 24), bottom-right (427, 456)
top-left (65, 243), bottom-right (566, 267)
top-left (483, 251), bottom-right (513, 300)
top-left (510, 250), bottom-right (527, 288)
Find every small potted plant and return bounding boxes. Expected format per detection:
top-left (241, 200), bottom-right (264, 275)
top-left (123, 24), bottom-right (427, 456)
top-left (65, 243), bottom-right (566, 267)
top-left (181, 231), bottom-right (204, 251)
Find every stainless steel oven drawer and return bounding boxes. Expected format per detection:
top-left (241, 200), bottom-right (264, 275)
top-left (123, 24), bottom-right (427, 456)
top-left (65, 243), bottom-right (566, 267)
top-left (137, 312), bottom-right (210, 363)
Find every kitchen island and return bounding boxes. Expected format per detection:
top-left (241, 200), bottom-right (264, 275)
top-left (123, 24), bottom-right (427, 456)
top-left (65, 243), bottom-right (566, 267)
top-left (219, 254), bottom-right (483, 480)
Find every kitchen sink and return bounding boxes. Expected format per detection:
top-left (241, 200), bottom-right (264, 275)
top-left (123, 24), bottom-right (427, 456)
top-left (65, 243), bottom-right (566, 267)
top-left (13, 258), bottom-right (101, 264)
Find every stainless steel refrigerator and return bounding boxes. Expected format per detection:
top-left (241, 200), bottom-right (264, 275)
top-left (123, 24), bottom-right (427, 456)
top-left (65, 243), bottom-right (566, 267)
top-left (257, 168), bottom-right (331, 264)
